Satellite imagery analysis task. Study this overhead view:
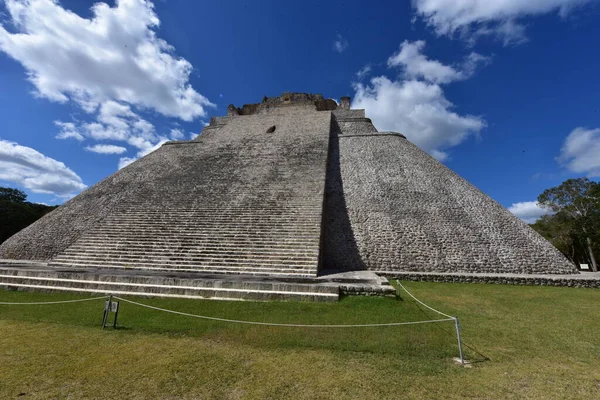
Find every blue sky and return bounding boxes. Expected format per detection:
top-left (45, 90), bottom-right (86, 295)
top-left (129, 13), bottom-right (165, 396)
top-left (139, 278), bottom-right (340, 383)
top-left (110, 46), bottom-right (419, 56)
top-left (1, 0), bottom-right (599, 223)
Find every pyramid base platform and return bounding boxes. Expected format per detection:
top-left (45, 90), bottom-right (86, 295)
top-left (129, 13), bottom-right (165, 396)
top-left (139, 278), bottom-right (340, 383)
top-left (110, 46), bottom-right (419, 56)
top-left (0, 262), bottom-right (396, 302)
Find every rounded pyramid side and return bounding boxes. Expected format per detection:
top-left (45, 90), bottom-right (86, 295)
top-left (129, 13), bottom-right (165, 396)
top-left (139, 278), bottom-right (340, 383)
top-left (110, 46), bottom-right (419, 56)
top-left (324, 128), bottom-right (577, 275)
top-left (0, 145), bottom-right (186, 261)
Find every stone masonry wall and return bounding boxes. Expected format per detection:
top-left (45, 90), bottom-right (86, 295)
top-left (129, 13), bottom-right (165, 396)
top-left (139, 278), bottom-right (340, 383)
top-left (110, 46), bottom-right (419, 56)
top-left (322, 115), bottom-right (578, 275)
top-left (389, 272), bottom-right (600, 289)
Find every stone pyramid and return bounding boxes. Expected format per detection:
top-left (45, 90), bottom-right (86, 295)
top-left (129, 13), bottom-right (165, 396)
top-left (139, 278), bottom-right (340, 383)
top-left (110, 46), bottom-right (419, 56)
top-left (0, 92), bottom-right (577, 284)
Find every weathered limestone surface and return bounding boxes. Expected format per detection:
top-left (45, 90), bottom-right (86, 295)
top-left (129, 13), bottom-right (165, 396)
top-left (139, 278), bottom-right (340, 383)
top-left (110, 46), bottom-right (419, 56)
top-left (0, 92), bottom-right (578, 289)
top-left (322, 116), bottom-right (577, 274)
top-left (1, 106), bottom-right (331, 277)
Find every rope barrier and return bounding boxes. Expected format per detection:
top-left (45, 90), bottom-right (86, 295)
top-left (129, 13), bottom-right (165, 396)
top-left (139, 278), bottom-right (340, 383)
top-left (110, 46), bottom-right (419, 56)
top-left (0, 295), bottom-right (109, 305)
top-left (0, 284), bottom-right (468, 363)
top-left (396, 282), bottom-right (454, 319)
top-left (114, 296), bottom-right (454, 328)
top-left (396, 282), bottom-right (466, 364)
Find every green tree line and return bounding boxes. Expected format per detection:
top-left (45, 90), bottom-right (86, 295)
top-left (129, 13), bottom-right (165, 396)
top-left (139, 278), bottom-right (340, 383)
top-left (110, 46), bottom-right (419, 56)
top-left (0, 187), bottom-right (58, 244)
top-left (532, 178), bottom-right (600, 272)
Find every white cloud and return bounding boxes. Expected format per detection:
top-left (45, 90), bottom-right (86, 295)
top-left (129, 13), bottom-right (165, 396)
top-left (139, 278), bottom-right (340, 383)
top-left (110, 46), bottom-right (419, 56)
top-left (117, 157), bottom-right (136, 170)
top-left (356, 65), bottom-right (372, 80)
top-left (62, 100), bottom-right (160, 143)
top-left (352, 41), bottom-right (486, 160)
top-left (85, 144), bottom-right (127, 154)
top-left (54, 121), bottom-right (84, 141)
top-left (353, 77), bottom-right (485, 161)
top-left (81, 121), bottom-right (127, 141)
top-left (508, 201), bottom-right (551, 224)
top-left (0, 0), bottom-right (215, 169)
top-left (387, 41), bottom-right (489, 84)
top-left (169, 128), bottom-right (184, 140)
top-left (462, 52), bottom-right (492, 76)
top-left (389, 40), bottom-right (460, 84)
top-left (0, 0), bottom-right (213, 120)
top-left (557, 127), bottom-right (600, 177)
top-left (97, 101), bottom-right (135, 131)
top-left (333, 33), bottom-right (348, 53)
top-left (413, 0), bottom-right (597, 45)
top-left (0, 139), bottom-right (86, 197)
top-left (118, 137), bottom-right (168, 169)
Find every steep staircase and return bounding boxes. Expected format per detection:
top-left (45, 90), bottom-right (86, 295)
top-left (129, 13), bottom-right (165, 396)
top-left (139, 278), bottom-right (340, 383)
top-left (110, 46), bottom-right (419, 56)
top-left (49, 200), bottom-right (323, 277)
top-left (2, 109), bottom-right (339, 301)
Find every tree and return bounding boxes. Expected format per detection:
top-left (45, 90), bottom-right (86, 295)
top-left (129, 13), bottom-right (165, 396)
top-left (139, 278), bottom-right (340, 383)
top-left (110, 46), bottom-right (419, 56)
top-left (0, 187), bottom-right (58, 244)
top-left (0, 187), bottom-right (27, 203)
top-left (538, 178), bottom-right (600, 271)
top-left (531, 213), bottom-right (577, 263)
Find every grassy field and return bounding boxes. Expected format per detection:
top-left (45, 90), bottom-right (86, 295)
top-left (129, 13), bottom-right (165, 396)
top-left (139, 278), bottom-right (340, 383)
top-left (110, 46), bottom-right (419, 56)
top-left (0, 282), bottom-right (599, 399)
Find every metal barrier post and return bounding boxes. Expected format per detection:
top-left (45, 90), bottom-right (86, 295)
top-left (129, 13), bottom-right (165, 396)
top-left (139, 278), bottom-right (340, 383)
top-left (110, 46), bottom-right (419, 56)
top-left (102, 295), bottom-right (112, 329)
top-left (453, 316), bottom-right (465, 365)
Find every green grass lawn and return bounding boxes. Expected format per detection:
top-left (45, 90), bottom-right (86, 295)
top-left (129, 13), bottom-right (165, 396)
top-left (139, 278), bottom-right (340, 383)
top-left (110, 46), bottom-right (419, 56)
top-left (0, 282), bottom-right (599, 399)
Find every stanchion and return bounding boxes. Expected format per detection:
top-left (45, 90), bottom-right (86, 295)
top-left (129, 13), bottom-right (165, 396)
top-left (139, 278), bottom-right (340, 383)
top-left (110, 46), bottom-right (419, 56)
top-left (453, 316), bottom-right (465, 365)
top-left (101, 295), bottom-right (112, 329)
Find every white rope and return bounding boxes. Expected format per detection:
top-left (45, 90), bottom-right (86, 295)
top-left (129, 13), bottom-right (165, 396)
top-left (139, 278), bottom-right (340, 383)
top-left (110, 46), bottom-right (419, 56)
top-left (0, 284), bottom-right (456, 327)
top-left (396, 282), bottom-right (454, 319)
top-left (0, 295), bottom-right (109, 305)
top-left (114, 296), bottom-right (454, 328)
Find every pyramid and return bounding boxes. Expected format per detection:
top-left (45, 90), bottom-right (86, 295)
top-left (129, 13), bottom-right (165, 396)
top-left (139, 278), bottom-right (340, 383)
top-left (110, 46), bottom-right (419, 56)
top-left (0, 93), bottom-right (578, 300)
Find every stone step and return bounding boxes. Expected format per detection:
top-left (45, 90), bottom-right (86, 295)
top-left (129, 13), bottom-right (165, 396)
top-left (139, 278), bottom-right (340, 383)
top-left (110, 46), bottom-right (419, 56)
top-left (76, 237), bottom-right (319, 247)
top-left (69, 245), bottom-right (319, 259)
top-left (90, 228), bottom-right (320, 236)
top-left (0, 268), bottom-right (339, 293)
top-left (0, 273), bottom-right (338, 302)
top-left (107, 214), bottom-right (320, 221)
top-left (60, 250), bottom-right (317, 262)
top-left (95, 224), bottom-right (321, 232)
top-left (100, 216), bottom-right (321, 223)
top-left (114, 206), bottom-right (321, 212)
top-left (51, 254), bottom-right (316, 267)
top-left (109, 206), bottom-right (318, 211)
top-left (48, 263), bottom-right (316, 276)
top-left (63, 244), bottom-right (319, 256)
top-left (78, 232), bottom-right (317, 240)
top-left (83, 229), bottom-right (320, 238)
top-left (90, 224), bottom-right (321, 237)
top-left (56, 256), bottom-right (316, 267)
top-left (69, 243), bottom-right (317, 254)
top-left (75, 236), bottom-right (318, 245)
top-left (110, 213), bottom-right (319, 218)
top-left (49, 257), bottom-right (316, 268)
top-left (61, 244), bottom-right (318, 254)
top-left (99, 214), bottom-right (320, 220)
top-left (49, 186), bottom-right (324, 277)
top-left (47, 262), bottom-right (315, 276)
top-left (112, 207), bottom-right (319, 211)
top-left (111, 211), bottom-right (321, 217)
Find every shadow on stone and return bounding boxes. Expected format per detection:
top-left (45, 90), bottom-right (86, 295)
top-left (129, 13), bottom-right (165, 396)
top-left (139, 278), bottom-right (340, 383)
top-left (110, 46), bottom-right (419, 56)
top-left (320, 118), bottom-right (366, 274)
